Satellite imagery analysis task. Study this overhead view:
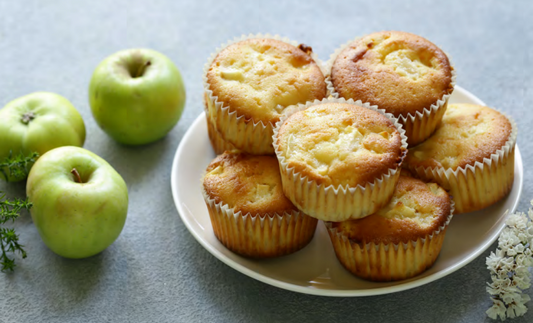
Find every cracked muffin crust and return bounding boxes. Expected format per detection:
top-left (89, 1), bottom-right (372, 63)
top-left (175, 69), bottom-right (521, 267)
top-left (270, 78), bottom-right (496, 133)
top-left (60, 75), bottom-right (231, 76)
top-left (331, 31), bottom-right (453, 117)
top-left (204, 37), bottom-right (327, 154)
top-left (326, 172), bottom-right (453, 281)
top-left (273, 100), bottom-right (407, 222)
top-left (404, 104), bottom-right (516, 214)
top-left (329, 31), bottom-right (454, 146)
top-left (275, 102), bottom-right (404, 188)
top-left (405, 104), bottom-right (512, 170)
top-left (202, 151), bottom-right (318, 258)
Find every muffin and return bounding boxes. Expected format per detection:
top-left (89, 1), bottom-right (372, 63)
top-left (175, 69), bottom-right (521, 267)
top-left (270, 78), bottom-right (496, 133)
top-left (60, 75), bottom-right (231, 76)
top-left (204, 94), bottom-right (237, 155)
top-left (327, 31), bottom-right (455, 146)
top-left (204, 36), bottom-right (327, 155)
top-left (404, 104), bottom-right (517, 214)
top-left (273, 99), bottom-right (407, 222)
top-left (202, 151), bottom-right (318, 258)
top-left (326, 172), bottom-right (453, 281)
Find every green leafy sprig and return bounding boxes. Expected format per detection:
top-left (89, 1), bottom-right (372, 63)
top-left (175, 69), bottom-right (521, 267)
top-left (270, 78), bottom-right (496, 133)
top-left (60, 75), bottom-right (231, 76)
top-left (0, 151), bottom-right (39, 181)
top-left (0, 193), bottom-right (32, 272)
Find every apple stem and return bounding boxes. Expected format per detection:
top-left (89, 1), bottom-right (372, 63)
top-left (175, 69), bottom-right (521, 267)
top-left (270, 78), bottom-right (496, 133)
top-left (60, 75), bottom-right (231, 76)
top-left (21, 112), bottom-right (35, 125)
top-left (135, 61), bottom-right (151, 78)
top-left (71, 168), bottom-right (83, 184)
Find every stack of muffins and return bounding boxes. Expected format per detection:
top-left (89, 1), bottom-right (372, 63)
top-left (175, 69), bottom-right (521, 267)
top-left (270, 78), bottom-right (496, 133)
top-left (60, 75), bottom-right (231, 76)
top-left (200, 32), bottom-right (517, 282)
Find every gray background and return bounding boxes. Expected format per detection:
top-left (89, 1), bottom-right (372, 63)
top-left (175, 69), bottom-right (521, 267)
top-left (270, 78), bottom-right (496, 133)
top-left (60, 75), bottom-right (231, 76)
top-left (0, 0), bottom-right (531, 322)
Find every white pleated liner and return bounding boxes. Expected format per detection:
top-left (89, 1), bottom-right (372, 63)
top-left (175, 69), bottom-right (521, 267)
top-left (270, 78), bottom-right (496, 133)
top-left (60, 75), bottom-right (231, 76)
top-left (205, 113), bottom-right (238, 155)
top-left (323, 34), bottom-right (457, 146)
top-left (203, 94), bottom-right (238, 155)
top-left (201, 188), bottom-right (318, 258)
top-left (407, 111), bottom-right (518, 214)
top-left (203, 33), bottom-right (327, 155)
top-left (325, 200), bottom-right (455, 281)
top-left (272, 97), bottom-right (409, 222)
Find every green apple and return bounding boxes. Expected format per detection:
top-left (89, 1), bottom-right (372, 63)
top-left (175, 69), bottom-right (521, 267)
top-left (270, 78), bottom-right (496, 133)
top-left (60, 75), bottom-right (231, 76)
top-left (89, 48), bottom-right (186, 145)
top-left (26, 146), bottom-right (128, 259)
top-left (0, 92), bottom-right (86, 181)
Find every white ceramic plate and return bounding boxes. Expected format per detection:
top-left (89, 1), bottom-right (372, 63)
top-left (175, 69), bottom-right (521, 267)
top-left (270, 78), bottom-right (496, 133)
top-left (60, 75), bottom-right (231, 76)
top-left (170, 86), bottom-right (523, 297)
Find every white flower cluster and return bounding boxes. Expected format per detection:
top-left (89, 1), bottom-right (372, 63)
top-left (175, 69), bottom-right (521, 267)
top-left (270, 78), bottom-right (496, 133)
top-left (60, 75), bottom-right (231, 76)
top-left (486, 200), bottom-right (533, 320)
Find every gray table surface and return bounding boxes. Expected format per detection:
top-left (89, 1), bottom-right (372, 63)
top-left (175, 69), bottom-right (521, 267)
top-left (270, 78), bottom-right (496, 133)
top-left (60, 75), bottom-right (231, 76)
top-left (1, 1), bottom-right (531, 322)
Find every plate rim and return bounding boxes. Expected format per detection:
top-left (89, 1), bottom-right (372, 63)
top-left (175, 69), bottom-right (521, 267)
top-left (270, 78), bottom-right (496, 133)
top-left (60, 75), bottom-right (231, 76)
top-left (170, 85), bottom-right (524, 297)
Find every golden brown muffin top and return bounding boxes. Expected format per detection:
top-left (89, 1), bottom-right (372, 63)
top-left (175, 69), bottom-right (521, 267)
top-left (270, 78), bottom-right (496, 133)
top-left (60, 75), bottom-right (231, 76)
top-left (330, 173), bottom-right (451, 244)
top-left (206, 38), bottom-right (327, 125)
top-left (405, 104), bottom-right (512, 170)
top-left (203, 152), bottom-right (299, 216)
top-left (275, 102), bottom-right (405, 187)
top-left (330, 31), bottom-right (453, 117)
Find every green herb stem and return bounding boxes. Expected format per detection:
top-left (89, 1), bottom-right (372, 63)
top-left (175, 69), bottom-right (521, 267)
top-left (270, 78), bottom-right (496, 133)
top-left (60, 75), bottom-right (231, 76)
top-left (0, 193), bottom-right (32, 272)
top-left (0, 151), bottom-right (39, 181)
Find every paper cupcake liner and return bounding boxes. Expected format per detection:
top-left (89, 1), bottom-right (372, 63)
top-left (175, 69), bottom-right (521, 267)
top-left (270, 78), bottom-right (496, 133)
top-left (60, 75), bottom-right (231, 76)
top-left (205, 111), bottom-right (238, 155)
top-left (325, 200), bottom-right (455, 281)
top-left (324, 35), bottom-right (457, 146)
top-left (203, 94), bottom-right (238, 155)
top-left (203, 33), bottom-right (326, 155)
top-left (201, 188), bottom-right (318, 258)
top-left (406, 111), bottom-right (517, 214)
top-left (272, 98), bottom-right (408, 222)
